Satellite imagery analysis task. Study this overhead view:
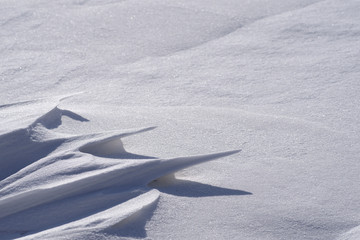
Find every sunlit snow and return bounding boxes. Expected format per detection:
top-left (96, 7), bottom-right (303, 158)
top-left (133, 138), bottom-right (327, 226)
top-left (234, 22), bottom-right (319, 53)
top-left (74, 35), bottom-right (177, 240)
top-left (0, 0), bottom-right (359, 239)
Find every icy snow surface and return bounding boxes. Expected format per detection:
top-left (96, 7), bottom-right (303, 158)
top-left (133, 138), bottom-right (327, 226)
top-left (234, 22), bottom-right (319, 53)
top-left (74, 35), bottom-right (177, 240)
top-left (1, 0), bottom-right (360, 239)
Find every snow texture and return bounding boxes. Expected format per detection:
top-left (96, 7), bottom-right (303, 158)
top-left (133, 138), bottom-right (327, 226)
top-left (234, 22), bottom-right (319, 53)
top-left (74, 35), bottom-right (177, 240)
top-left (0, 0), bottom-right (359, 239)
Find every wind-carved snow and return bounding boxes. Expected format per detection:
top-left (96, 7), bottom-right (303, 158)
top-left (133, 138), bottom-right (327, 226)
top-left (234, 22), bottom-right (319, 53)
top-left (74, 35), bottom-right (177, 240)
top-left (1, 0), bottom-right (359, 239)
top-left (0, 103), bottom-right (244, 239)
top-left (79, 127), bottom-right (157, 159)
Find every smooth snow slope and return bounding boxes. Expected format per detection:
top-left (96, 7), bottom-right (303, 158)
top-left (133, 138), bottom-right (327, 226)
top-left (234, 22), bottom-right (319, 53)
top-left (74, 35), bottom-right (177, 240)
top-left (1, 0), bottom-right (360, 239)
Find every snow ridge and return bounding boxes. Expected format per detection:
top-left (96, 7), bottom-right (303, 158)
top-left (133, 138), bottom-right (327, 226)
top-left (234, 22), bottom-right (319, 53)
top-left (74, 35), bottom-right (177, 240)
top-left (0, 105), bottom-right (242, 239)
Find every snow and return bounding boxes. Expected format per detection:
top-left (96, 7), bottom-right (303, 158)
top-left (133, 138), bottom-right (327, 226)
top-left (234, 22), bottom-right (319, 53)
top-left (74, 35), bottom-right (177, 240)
top-left (1, 0), bottom-right (359, 239)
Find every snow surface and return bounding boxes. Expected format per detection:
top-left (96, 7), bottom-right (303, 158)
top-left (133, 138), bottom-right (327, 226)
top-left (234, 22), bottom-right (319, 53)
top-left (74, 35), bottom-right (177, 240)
top-left (1, 0), bottom-right (359, 239)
